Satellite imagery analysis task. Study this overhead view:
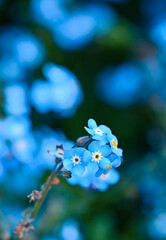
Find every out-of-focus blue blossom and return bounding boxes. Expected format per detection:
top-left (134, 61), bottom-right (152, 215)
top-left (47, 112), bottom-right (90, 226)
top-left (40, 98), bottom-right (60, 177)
top-left (53, 3), bottom-right (117, 51)
top-left (0, 116), bottom-right (31, 140)
top-left (0, 58), bottom-right (25, 82)
top-left (30, 63), bottom-right (83, 117)
top-left (31, 0), bottom-right (67, 27)
top-left (31, 1), bottom-right (117, 50)
top-left (148, 213), bottom-right (166, 239)
top-left (95, 62), bottom-right (148, 107)
top-left (68, 167), bottom-right (120, 191)
top-left (11, 133), bottom-right (37, 166)
top-left (92, 168), bottom-right (120, 191)
top-left (35, 126), bottom-right (74, 169)
top-left (4, 83), bottom-right (29, 116)
top-left (60, 219), bottom-right (82, 240)
top-left (0, 26), bottom-right (45, 81)
top-left (84, 118), bottom-right (111, 143)
top-left (48, 146), bottom-right (64, 160)
top-left (63, 148), bottom-right (86, 176)
top-left (148, 17), bottom-right (166, 59)
top-left (83, 141), bottom-right (111, 175)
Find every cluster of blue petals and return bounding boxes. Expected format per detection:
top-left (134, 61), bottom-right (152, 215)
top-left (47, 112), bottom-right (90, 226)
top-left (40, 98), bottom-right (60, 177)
top-left (62, 119), bottom-right (123, 191)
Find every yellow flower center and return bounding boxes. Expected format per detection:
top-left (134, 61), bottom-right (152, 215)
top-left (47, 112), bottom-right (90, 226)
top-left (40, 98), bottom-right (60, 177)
top-left (92, 152), bottom-right (102, 162)
top-left (112, 139), bottom-right (117, 148)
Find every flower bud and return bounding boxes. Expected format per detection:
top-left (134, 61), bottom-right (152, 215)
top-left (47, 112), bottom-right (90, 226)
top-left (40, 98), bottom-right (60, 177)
top-left (63, 169), bottom-right (72, 179)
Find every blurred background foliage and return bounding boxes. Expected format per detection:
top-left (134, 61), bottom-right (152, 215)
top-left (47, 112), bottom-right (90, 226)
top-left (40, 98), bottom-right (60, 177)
top-left (0, 0), bottom-right (166, 239)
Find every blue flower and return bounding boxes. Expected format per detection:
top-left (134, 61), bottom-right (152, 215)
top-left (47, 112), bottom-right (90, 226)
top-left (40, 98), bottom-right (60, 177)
top-left (83, 141), bottom-right (111, 175)
top-left (30, 63), bottom-right (83, 117)
top-left (107, 134), bottom-right (123, 156)
top-left (93, 168), bottom-right (120, 191)
top-left (63, 148), bottom-right (86, 176)
top-left (84, 118), bottom-right (111, 143)
top-left (96, 154), bottom-right (122, 176)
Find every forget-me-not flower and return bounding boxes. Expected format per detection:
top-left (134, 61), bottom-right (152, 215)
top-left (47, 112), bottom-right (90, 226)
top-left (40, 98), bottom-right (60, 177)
top-left (84, 118), bottom-right (111, 143)
top-left (63, 148), bottom-right (86, 176)
top-left (83, 141), bottom-right (111, 175)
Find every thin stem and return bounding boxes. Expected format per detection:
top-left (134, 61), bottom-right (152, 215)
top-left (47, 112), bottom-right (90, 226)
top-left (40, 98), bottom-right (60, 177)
top-left (30, 162), bottom-right (63, 220)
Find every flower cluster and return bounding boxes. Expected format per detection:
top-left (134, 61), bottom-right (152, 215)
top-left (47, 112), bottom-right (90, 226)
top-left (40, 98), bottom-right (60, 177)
top-left (55, 118), bottom-right (123, 191)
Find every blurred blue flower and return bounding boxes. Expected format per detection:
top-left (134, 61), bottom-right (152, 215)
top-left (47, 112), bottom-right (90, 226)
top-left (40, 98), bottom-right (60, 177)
top-left (63, 148), bottom-right (86, 176)
top-left (68, 167), bottom-right (120, 191)
top-left (60, 219), bottom-right (82, 240)
top-left (31, 0), bottom-right (117, 51)
top-left (11, 133), bottom-right (37, 166)
top-left (148, 213), bottom-right (166, 239)
top-left (30, 63), bottom-right (83, 117)
top-left (0, 26), bottom-right (45, 81)
top-left (0, 58), bottom-right (25, 82)
top-left (35, 126), bottom-right (74, 169)
top-left (4, 83), bottom-right (29, 116)
top-left (95, 62), bottom-right (146, 107)
top-left (31, 0), bottom-right (67, 27)
top-left (83, 141), bottom-right (111, 175)
top-left (149, 17), bottom-right (166, 58)
top-left (0, 116), bottom-right (31, 140)
top-left (84, 118), bottom-right (111, 143)
top-left (53, 3), bottom-right (117, 51)
top-left (92, 168), bottom-right (120, 191)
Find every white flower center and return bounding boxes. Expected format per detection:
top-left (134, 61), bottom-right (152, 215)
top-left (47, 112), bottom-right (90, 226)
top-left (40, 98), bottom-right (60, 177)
top-left (94, 128), bottom-right (103, 136)
top-left (72, 154), bottom-right (81, 165)
top-left (92, 151), bottom-right (102, 163)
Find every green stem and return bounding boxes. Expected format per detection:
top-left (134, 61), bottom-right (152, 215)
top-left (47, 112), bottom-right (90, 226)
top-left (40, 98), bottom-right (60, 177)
top-left (30, 162), bottom-right (63, 219)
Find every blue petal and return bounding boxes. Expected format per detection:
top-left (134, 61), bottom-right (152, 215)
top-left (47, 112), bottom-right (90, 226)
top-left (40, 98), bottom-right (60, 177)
top-left (87, 161), bottom-right (99, 174)
top-left (73, 165), bottom-right (85, 176)
top-left (83, 150), bottom-right (92, 163)
top-left (99, 145), bottom-right (111, 157)
top-left (95, 167), bottom-right (104, 177)
top-left (75, 147), bottom-right (85, 157)
top-left (88, 119), bottom-right (97, 129)
top-left (84, 127), bottom-right (94, 135)
top-left (112, 156), bottom-right (122, 167)
top-left (88, 141), bottom-right (100, 152)
top-left (63, 159), bottom-right (73, 171)
top-left (99, 157), bottom-right (111, 169)
top-left (64, 149), bottom-right (74, 159)
top-left (93, 134), bottom-right (102, 141)
top-left (107, 169), bottom-right (120, 184)
top-left (108, 134), bottom-right (118, 146)
top-left (99, 125), bottom-right (112, 134)
top-left (112, 147), bottom-right (123, 157)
